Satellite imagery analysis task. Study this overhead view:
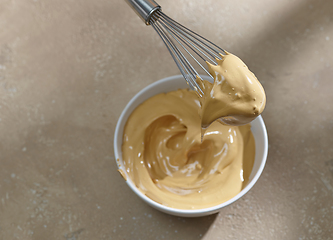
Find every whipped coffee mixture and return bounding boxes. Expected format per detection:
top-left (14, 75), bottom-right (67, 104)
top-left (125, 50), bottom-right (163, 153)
top-left (121, 52), bottom-right (265, 209)
top-left (199, 52), bottom-right (266, 127)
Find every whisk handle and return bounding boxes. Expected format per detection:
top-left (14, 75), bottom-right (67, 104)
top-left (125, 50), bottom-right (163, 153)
top-left (125, 0), bottom-right (161, 25)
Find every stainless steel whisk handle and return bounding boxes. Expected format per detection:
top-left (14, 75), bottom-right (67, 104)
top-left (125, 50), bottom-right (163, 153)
top-left (125, 0), bottom-right (161, 25)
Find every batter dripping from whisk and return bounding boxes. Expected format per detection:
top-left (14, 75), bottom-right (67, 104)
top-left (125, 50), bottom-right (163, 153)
top-left (121, 52), bottom-right (266, 209)
top-left (123, 0), bottom-right (266, 209)
top-left (199, 51), bottom-right (266, 128)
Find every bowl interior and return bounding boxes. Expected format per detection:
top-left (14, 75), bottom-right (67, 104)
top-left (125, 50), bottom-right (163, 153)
top-left (114, 75), bottom-right (268, 217)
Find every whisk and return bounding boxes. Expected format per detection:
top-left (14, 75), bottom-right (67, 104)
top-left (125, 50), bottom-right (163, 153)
top-left (125, 0), bottom-right (226, 96)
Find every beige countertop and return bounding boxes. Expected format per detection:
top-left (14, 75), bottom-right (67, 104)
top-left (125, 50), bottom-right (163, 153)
top-left (0, 0), bottom-right (332, 239)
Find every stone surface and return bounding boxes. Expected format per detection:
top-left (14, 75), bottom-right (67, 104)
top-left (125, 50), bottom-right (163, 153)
top-left (0, 0), bottom-right (332, 239)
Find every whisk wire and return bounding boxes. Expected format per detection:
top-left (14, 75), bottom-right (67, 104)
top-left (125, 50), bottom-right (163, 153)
top-left (125, 0), bottom-right (227, 95)
top-left (157, 20), bottom-right (210, 77)
top-left (157, 18), bottom-right (215, 78)
top-left (151, 17), bottom-right (202, 93)
top-left (158, 13), bottom-right (218, 65)
top-left (158, 12), bottom-right (225, 61)
top-left (148, 8), bottom-right (226, 95)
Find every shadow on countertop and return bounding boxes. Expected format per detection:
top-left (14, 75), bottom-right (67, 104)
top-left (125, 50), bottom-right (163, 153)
top-left (202, 0), bottom-right (333, 239)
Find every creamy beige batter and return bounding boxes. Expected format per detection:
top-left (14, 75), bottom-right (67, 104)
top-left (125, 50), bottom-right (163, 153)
top-left (122, 89), bottom-right (256, 209)
top-left (121, 52), bottom-right (265, 209)
top-left (199, 52), bottom-right (266, 127)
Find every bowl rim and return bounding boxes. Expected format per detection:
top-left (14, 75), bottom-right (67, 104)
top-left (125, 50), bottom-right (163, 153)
top-left (114, 75), bottom-right (268, 216)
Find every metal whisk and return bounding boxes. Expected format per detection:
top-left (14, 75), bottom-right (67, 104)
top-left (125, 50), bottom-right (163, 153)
top-left (125, 0), bottom-right (226, 96)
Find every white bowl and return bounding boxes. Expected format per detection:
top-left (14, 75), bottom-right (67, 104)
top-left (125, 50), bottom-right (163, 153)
top-left (114, 75), bottom-right (268, 217)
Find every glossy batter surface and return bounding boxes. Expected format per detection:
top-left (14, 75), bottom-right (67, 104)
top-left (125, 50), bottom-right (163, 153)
top-left (122, 89), bottom-right (255, 209)
top-left (199, 52), bottom-right (266, 127)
